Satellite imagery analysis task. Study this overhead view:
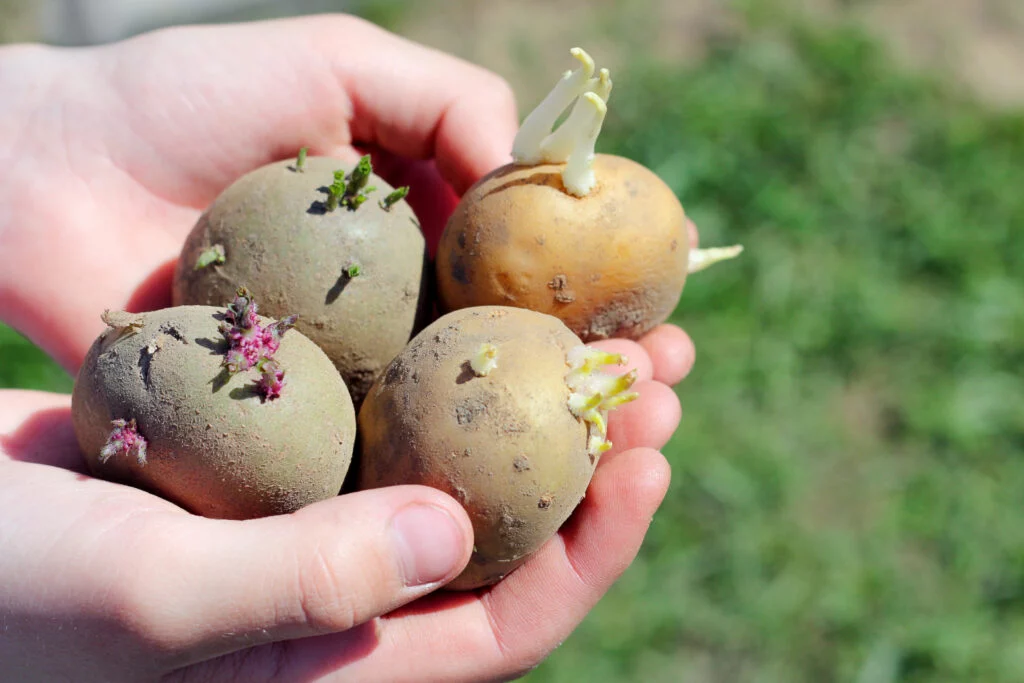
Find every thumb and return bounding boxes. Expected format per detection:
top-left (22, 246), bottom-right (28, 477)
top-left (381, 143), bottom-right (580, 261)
top-left (131, 485), bottom-right (472, 668)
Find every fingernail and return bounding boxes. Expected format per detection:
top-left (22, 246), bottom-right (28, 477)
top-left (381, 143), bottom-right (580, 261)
top-left (390, 504), bottom-right (465, 586)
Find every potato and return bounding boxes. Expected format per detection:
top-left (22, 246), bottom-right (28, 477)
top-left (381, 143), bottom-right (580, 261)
top-left (173, 154), bottom-right (430, 406)
top-left (437, 153), bottom-right (689, 340)
top-left (356, 306), bottom-right (638, 589)
top-left (435, 48), bottom-right (741, 341)
top-left (71, 300), bottom-right (356, 520)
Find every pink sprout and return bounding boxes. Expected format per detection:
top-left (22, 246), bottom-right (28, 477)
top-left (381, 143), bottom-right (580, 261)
top-left (219, 288), bottom-right (296, 375)
top-left (257, 360), bottom-right (287, 402)
top-left (219, 289), bottom-right (297, 400)
top-left (99, 418), bottom-right (148, 466)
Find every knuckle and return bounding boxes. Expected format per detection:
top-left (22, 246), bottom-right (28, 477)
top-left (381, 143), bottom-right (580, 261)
top-left (295, 544), bottom-right (358, 633)
top-left (293, 539), bottom-right (383, 634)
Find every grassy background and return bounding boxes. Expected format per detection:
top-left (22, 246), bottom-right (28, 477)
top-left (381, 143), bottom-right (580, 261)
top-left (3, 2), bottom-right (1024, 681)
top-left (533, 19), bottom-right (1024, 682)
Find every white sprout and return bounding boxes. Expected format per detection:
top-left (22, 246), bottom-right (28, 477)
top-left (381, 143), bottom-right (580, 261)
top-left (688, 245), bottom-right (745, 274)
top-left (511, 48), bottom-right (613, 196)
top-left (470, 343), bottom-right (499, 377)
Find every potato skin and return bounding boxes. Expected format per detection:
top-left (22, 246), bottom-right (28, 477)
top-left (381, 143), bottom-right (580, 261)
top-left (357, 306), bottom-right (596, 589)
top-left (436, 153), bottom-right (690, 341)
top-left (173, 156), bottom-right (431, 406)
top-left (71, 306), bottom-right (356, 520)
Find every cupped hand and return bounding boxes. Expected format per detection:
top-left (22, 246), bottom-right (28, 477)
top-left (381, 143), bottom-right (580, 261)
top-left (0, 14), bottom-right (695, 682)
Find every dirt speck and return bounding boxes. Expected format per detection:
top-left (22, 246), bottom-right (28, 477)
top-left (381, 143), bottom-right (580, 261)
top-left (513, 454), bottom-right (531, 472)
top-left (538, 494), bottom-right (554, 509)
top-left (548, 274), bottom-right (576, 303)
top-left (158, 324), bottom-right (187, 343)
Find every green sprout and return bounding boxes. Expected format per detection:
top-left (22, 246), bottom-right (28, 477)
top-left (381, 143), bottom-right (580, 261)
top-left (295, 146), bottom-right (308, 172)
top-left (324, 155), bottom-right (378, 212)
top-left (344, 262), bottom-right (362, 278)
top-left (194, 244), bottom-right (226, 270)
top-left (326, 170), bottom-right (346, 211)
top-left (379, 186), bottom-right (410, 211)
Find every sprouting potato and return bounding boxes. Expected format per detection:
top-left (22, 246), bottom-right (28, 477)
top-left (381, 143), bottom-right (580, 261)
top-left (356, 305), bottom-right (639, 589)
top-left (173, 153), bottom-right (430, 406)
top-left (436, 48), bottom-right (742, 341)
top-left (71, 292), bottom-right (356, 520)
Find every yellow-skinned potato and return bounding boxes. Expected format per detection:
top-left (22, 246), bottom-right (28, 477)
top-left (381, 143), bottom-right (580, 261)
top-left (357, 306), bottom-right (639, 590)
top-left (438, 154), bottom-right (689, 340)
top-left (436, 48), bottom-right (742, 341)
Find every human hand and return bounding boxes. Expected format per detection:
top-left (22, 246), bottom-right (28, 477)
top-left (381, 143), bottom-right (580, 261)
top-left (0, 14), bottom-right (694, 681)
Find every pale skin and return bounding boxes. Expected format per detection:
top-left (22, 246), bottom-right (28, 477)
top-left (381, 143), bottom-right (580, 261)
top-left (0, 15), bottom-right (698, 682)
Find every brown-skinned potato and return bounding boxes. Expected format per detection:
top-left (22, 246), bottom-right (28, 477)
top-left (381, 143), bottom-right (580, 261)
top-left (356, 305), bottom-right (638, 589)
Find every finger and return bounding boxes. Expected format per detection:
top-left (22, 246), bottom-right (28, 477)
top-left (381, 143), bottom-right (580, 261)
top-left (315, 446), bottom-right (672, 682)
top-left (638, 324), bottom-right (696, 386)
top-left (332, 17), bottom-right (518, 193)
top-left (687, 216), bottom-right (700, 248)
top-left (108, 16), bottom-right (517, 207)
top-left (126, 486), bottom-right (473, 669)
top-left (605, 380), bottom-right (681, 456)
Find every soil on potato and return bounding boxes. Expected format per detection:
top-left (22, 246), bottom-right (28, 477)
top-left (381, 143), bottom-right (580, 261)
top-left (357, 306), bottom-right (597, 590)
top-left (71, 306), bottom-right (357, 520)
top-left (173, 156), bottom-right (431, 407)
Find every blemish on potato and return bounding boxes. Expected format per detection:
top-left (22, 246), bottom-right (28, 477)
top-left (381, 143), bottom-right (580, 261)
top-left (494, 272), bottom-right (517, 302)
top-left (513, 454), bottom-right (531, 472)
top-left (547, 274), bottom-right (576, 304)
top-left (455, 399), bottom-right (487, 425)
top-left (158, 324), bottom-right (187, 343)
top-left (434, 325), bottom-right (460, 346)
top-left (451, 257), bottom-right (470, 285)
top-left (538, 494), bottom-right (554, 509)
top-left (138, 346), bottom-right (154, 389)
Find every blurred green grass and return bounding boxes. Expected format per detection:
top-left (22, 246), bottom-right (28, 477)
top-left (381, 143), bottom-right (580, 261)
top-left (527, 17), bottom-right (1024, 683)
top-left (3, 7), bottom-right (1024, 682)
top-left (0, 325), bottom-right (72, 393)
